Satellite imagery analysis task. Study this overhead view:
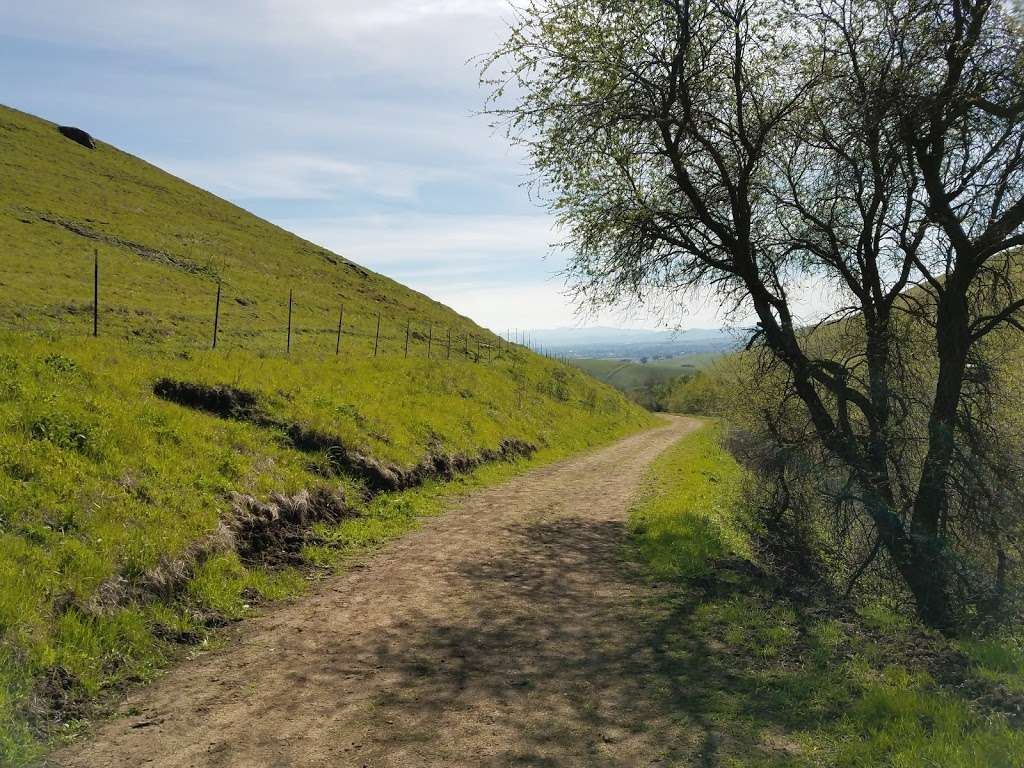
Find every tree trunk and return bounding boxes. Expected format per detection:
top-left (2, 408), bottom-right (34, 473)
top-left (866, 491), bottom-right (957, 633)
top-left (912, 288), bottom-right (970, 539)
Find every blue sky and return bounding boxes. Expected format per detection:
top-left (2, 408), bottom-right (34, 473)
top-left (1, 1), bottom-right (737, 331)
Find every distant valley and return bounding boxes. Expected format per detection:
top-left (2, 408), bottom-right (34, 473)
top-left (523, 326), bottom-right (741, 361)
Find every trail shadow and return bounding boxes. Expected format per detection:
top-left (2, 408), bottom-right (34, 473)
top-left (328, 516), bottom-right (837, 766)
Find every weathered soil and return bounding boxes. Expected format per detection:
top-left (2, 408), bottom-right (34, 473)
top-left (53, 416), bottom-right (701, 768)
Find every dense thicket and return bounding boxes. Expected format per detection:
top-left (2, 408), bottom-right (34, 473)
top-left (487, 0), bottom-right (1024, 632)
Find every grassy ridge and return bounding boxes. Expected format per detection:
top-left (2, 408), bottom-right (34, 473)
top-left (628, 422), bottom-right (1024, 767)
top-left (0, 103), bottom-right (654, 763)
top-left (0, 104), bottom-right (490, 350)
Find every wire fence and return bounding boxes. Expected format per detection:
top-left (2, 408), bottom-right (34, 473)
top-left (16, 249), bottom-right (565, 365)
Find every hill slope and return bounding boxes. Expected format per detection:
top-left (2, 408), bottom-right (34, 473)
top-left (572, 354), bottom-right (721, 410)
top-left (0, 105), bottom-right (652, 763)
top-left (0, 105), bottom-right (489, 349)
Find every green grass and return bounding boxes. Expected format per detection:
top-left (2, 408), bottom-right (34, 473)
top-left (572, 354), bottom-right (725, 411)
top-left (0, 103), bottom-right (655, 764)
top-left (0, 103), bottom-right (498, 351)
top-left (959, 635), bottom-right (1024, 694)
top-left (572, 358), bottom-right (695, 390)
top-left (628, 420), bottom-right (747, 578)
top-left (627, 421), bottom-right (1024, 767)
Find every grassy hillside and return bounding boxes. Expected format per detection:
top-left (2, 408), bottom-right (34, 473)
top-left (0, 105), bottom-right (653, 763)
top-left (570, 357), bottom-right (695, 407)
top-left (0, 105), bottom-right (491, 350)
top-left (572, 353), bottom-right (722, 410)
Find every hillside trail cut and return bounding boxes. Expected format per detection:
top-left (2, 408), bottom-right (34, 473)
top-left (55, 416), bottom-right (701, 768)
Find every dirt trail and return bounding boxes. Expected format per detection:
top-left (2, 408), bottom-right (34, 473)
top-left (55, 416), bottom-right (702, 768)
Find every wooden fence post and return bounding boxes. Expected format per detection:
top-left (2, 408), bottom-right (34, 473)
top-left (92, 249), bottom-right (99, 338)
top-left (212, 280), bottom-right (221, 349)
top-left (405, 320), bottom-right (410, 358)
top-left (465, 333), bottom-right (470, 358)
top-left (447, 328), bottom-right (451, 360)
top-left (287, 289), bottom-right (293, 354)
top-left (336, 305), bottom-right (344, 355)
top-left (374, 313), bottom-right (381, 356)
top-left (427, 324), bottom-right (432, 359)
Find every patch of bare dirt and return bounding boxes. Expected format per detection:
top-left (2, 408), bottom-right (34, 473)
top-left (52, 417), bottom-right (701, 768)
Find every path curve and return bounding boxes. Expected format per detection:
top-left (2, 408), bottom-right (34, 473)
top-left (55, 415), bottom-right (701, 768)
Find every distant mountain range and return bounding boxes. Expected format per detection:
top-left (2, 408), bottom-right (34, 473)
top-left (518, 326), bottom-right (744, 360)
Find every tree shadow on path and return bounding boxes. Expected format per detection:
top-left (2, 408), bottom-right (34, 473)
top-left (345, 516), bottom-right (835, 767)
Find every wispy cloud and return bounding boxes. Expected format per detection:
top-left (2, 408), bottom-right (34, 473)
top-left (284, 214), bottom-right (557, 265)
top-left (161, 154), bottom-right (473, 202)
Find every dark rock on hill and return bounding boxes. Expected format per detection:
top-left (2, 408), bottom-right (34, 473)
top-left (57, 126), bottom-right (96, 149)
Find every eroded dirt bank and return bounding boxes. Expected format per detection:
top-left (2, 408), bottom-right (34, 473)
top-left (53, 416), bottom-right (700, 768)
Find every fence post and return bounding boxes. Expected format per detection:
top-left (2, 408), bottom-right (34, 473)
top-left (287, 289), bottom-right (293, 354)
top-left (212, 280), bottom-right (221, 349)
top-left (374, 313), bottom-right (381, 356)
top-left (465, 333), bottom-right (470, 359)
top-left (405, 320), bottom-right (410, 358)
top-left (427, 324), bottom-right (432, 359)
top-left (92, 249), bottom-right (99, 338)
top-left (447, 328), bottom-right (451, 360)
top-left (336, 305), bottom-right (344, 355)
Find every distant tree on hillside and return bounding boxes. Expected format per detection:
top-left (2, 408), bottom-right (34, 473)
top-left (486, 0), bottom-right (1024, 632)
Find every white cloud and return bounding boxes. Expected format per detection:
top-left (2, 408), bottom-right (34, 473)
top-left (159, 153), bottom-right (472, 201)
top-left (284, 213), bottom-right (556, 263)
top-left (276, 212), bottom-right (743, 330)
top-left (5, 1), bottom-right (510, 86)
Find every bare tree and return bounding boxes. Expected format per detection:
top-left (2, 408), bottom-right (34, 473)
top-left (486, 0), bottom-right (1024, 631)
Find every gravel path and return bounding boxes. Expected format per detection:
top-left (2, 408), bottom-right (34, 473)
top-left (55, 415), bottom-right (702, 768)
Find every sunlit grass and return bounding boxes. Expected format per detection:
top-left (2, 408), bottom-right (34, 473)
top-left (628, 421), bottom-right (1024, 767)
top-left (627, 419), bottom-right (747, 578)
top-left (0, 330), bottom-right (650, 764)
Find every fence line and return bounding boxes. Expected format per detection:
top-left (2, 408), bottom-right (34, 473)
top-left (212, 280), bottom-right (221, 349)
top-left (52, 254), bottom-right (554, 366)
top-left (335, 305), bottom-right (343, 355)
top-left (92, 249), bottom-right (99, 338)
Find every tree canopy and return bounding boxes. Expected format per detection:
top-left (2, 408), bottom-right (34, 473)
top-left (487, 0), bottom-right (1024, 632)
